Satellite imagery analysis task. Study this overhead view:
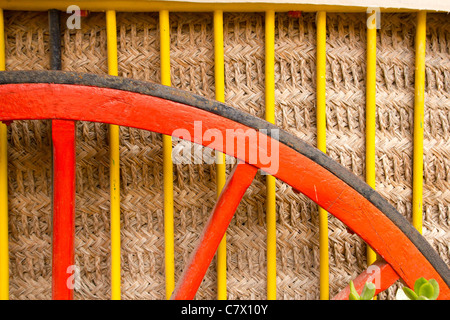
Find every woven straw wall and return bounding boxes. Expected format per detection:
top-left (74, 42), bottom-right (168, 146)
top-left (3, 10), bottom-right (449, 300)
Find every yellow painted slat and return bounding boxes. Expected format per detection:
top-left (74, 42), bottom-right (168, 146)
top-left (265, 9), bottom-right (276, 300)
top-left (0, 7), bottom-right (7, 301)
top-left (106, 9), bottom-right (121, 300)
top-left (214, 9), bottom-right (227, 301)
top-left (316, 10), bottom-right (329, 301)
top-left (366, 10), bottom-right (377, 266)
top-left (0, 123), bottom-right (6, 302)
top-left (413, 11), bottom-right (426, 234)
top-left (160, 9), bottom-right (175, 300)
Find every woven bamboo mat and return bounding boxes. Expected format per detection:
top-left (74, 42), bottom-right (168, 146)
top-left (3, 10), bottom-right (449, 300)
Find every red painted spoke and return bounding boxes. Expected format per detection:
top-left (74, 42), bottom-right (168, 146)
top-left (171, 162), bottom-right (257, 300)
top-left (332, 259), bottom-right (400, 300)
top-left (51, 119), bottom-right (76, 300)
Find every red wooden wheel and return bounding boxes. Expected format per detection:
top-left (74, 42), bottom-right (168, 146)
top-left (0, 70), bottom-right (448, 300)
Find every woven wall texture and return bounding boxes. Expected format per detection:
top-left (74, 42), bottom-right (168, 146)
top-left (3, 10), bottom-right (449, 300)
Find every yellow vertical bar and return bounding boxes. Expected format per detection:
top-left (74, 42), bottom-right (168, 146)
top-left (413, 11), bottom-right (426, 235)
top-left (0, 8), bottom-right (8, 301)
top-left (159, 9), bottom-right (175, 300)
top-left (214, 9), bottom-right (227, 301)
top-left (366, 10), bottom-right (377, 266)
top-left (0, 123), bottom-right (6, 302)
top-left (106, 10), bottom-right (121, 300)
top-left (316, 11), bottom-right (329, 300)
top-left (265, 9), bottom-right (276, 300)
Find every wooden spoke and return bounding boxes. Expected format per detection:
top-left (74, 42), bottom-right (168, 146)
top-left (171, 162), bottom-right (257, 300)
top-left (332, 259), bottom-right (400, 300)
top-left (0, 71), bottom-right (448, 299)
top-left (51, 120), bottom-right (76, 300)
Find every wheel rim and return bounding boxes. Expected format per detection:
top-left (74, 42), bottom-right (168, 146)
top-left (0, 70), bottom-right (449, 299)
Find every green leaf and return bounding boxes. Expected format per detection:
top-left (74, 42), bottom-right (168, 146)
top-left (403, 287), bottom-right (418, 300)
top-left (360, 282), bottom-right (376, 300)
top-left (349, 281), bottom-right (360, 300)
top-left (349, 292), bottom-right (360, 300)
top-left (417, 296), bottom-right (429, 300)
top-left (428, 279), bottom-right (440, 300)
top-left (414, 277), bottom-right (428, 294)
top-left (418, 283), bottom-right (434, 299)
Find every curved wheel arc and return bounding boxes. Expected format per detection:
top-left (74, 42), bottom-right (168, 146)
top-left (0, 70), bottom-right (448, 297)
